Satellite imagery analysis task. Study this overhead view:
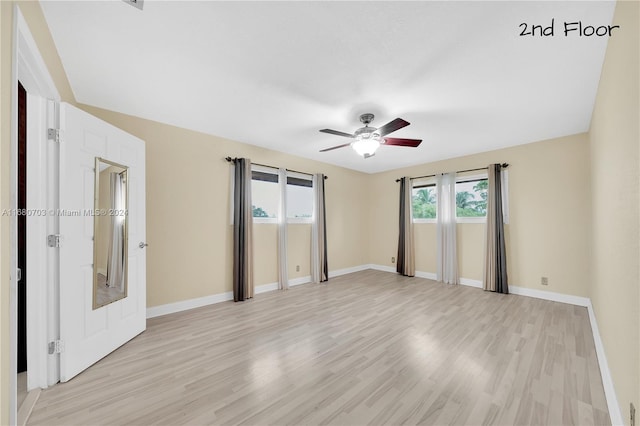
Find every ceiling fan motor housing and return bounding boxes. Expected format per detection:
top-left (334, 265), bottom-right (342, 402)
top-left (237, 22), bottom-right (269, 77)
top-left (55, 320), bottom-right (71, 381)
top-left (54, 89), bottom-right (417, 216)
top-left (356, 113), bottom-right (379, 138)
top-left (354, 126), bottom-right (380, 139)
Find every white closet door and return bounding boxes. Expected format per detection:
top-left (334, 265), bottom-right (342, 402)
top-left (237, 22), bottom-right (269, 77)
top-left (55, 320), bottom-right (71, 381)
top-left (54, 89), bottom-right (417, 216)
top-left (58, 102), bottom-right (146, 382)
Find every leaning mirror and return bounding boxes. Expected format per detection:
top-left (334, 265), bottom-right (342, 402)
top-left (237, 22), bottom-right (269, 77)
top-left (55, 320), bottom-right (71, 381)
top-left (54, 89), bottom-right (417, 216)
top-left (93, 157), bottom-right (129, 309)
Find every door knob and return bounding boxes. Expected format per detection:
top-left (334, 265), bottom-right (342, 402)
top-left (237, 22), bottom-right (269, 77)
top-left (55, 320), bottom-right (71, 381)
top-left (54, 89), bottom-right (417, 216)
top-left (139, 242), bottom-right (148, 249)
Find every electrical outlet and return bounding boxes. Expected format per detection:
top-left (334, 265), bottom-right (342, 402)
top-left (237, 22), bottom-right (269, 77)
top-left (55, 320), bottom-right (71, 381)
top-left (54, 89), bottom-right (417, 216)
top-left (631, 402), bottom-right (635, 426)
top-left (541, 276), bottom-right (549, 286)
top-left (296, 265), bottom-right (300, 272)
top-left (391, 257), bottom-right (395, 264)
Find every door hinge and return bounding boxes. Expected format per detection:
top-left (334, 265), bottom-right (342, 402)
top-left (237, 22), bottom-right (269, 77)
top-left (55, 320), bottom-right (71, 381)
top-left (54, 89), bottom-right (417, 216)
top-left (48, 340), bottom-right (64, 354)
top-left (47, 128), bottom-right (60, 143)
top-left (47, 234), bottom-right (62, 248)
top-left (16, 268), bottom-right (22, 282)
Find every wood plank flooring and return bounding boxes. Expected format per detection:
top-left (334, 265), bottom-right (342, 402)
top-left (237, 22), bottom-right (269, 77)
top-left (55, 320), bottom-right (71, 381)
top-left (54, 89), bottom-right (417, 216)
top-left (28, 270), bottom-right (610, 425)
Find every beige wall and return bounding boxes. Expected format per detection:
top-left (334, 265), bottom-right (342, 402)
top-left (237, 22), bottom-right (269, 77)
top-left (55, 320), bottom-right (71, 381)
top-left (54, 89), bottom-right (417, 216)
top-left (589, 2), bottom-right (639, 424)
top-left (252, 224), bottom-right (278, 286)
top-left (75, 105), bottom-right (371, 307)
top-left (288, 224), bottom-right (311, 280)
top-left (253, 224), bottom-right (312, 285)
top-left (411, 223), bottom-right (486, 281)
top-left (368, 133), bottom-right (592, 297)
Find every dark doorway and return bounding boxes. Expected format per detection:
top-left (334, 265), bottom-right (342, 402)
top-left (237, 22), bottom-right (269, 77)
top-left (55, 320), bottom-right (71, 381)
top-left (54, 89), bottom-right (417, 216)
top-left (17, 81), bottom-right (27, 374)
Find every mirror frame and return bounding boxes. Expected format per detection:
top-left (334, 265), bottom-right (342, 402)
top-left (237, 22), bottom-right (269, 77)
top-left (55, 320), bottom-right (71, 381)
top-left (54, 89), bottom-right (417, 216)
top-left (92, 157), bottom-right (130, 310)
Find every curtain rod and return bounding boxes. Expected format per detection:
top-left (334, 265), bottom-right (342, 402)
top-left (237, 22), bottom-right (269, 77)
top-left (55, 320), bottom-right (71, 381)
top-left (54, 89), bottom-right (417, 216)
top-left (395, 163), bottom-right (509, 182)
top-left (225, 157), bottom-right (328, 179)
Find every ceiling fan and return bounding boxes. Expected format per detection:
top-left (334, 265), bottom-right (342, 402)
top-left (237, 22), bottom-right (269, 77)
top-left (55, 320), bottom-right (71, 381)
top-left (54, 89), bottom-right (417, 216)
top-left (319, 113), bottom-right (422, 158)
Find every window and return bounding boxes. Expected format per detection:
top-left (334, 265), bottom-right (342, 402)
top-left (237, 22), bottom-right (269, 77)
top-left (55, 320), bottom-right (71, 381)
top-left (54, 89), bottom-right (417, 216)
top-left (286, 173), bottom-right (313, 222)
top-left (249, 167), bottom-right (314, 223)
top-left (455, 178), bottom-right (487, 218)
top-left (410, 173), bottom-right (489, 223)
top-left (412, 183), bottom-right (437, 220)
top-left (251, 169), bottom-right (278, 221)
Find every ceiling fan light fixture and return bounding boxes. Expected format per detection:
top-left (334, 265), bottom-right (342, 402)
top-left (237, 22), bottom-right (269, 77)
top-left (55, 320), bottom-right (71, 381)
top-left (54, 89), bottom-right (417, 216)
top-left (352, 133), bottom-right (380, 157)
top-left (319, 113), bottom-right (419, 156)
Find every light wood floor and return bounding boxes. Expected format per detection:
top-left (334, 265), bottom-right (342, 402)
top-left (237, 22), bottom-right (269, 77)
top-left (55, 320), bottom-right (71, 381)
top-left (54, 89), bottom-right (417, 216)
top-left (28, 270), bottom-right (610, 425)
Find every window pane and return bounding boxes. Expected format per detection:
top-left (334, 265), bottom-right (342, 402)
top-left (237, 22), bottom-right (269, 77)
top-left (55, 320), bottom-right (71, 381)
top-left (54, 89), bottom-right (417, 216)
top-left (455, 179), bottom-right (487, 217)
top-left (252, 170), bottom-right (278, 183)
top-left (287, 184), bottom-right (313, 219)
top-left (251, 178), bottom-right (278, 218)
top-left (412, 186), bottom-right (436, 219)
top-left (287, 176), bottom-right (312, 187)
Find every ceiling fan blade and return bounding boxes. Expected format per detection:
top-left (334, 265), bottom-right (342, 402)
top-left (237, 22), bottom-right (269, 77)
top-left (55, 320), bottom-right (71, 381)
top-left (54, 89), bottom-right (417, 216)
top-left (319, 129), bottom-right (355, 138)
top-left (376, 118), bottom-right (410, 137)
top-left (319, 142), bottom-right (352, 152)
top-left (383, 138), bottom-right (422, 147)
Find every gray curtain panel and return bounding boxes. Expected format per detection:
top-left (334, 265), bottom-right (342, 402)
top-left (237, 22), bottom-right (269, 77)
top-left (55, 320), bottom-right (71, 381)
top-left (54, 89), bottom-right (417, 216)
top-left (311, 174), bottom-right (328, 282)
top-left (483, 164), bottom-right (508, 294)
top-left (397, 177), bottom-right (415, 276)
top-left (232, 158), bottom-right (254, 301)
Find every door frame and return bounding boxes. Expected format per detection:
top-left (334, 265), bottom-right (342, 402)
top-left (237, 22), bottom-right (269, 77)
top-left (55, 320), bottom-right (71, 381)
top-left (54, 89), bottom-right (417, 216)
top-left (10, 5), bottom-right (60, 424)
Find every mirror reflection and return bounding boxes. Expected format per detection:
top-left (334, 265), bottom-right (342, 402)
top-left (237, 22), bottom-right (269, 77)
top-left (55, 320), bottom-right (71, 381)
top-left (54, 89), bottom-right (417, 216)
top-left (93, 157), bottom-right (129, 309)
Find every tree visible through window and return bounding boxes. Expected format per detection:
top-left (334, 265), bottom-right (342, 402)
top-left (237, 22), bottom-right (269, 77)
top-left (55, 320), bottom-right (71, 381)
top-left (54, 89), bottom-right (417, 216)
top-left (412, 185), bottom-right (436, 219)
top-left (252, 205), bottom-right (270, 218)
top-left (455, 179), bottom-right (487, 217)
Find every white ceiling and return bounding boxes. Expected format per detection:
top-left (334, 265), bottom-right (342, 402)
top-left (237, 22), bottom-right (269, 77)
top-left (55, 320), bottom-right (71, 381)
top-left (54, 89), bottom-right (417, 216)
top-left (40, 1), bottom-right (615, 173)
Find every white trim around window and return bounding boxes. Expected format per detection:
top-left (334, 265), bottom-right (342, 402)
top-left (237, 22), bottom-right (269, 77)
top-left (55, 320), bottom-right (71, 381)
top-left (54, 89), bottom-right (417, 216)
top-left (253, 217), bottom-right (277, 224)
top-left (456, 216), bottom-right (486, 224)
top-left (413, 218), bottom-right (437, 224)
top-left (287, 217), bottom-right (313, 224)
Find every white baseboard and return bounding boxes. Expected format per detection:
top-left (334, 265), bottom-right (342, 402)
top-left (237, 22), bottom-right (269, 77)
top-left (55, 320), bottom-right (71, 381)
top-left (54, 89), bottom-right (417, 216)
top-left (147, 281), bottom-right (280, 318)
top-left (459, 278), bottom-right (483, 288)
top-left (331, 264), bottom-right (371, 276)
top-left (146, 291), bottom-right (234, 319)
top-left (415, 271), bottom-right (437, 280)
top-left (289, 276), bottom-right (311, 287)
top-left (369, 264), bottom-right (396, 273)
top-left (255, 282), bottom-right (279, 294)
top-left (587, 301), bottom-right (623, 426)
top-left (508, 285), bottom-right (590, 307)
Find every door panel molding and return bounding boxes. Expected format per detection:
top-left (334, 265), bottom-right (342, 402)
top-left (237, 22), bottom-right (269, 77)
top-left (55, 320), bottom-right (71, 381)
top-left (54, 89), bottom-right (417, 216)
top-left (58, 103), bottom-right (146, 382)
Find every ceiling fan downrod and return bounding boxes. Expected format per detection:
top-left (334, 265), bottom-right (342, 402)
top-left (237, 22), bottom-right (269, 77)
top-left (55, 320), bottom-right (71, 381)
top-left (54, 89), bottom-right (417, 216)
top-left (359, 113), bottom-right (375, 126)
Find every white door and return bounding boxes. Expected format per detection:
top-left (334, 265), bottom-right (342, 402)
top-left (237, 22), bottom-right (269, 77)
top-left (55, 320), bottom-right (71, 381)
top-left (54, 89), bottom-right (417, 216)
top-left (58, 103), bottom-right (146, 382)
